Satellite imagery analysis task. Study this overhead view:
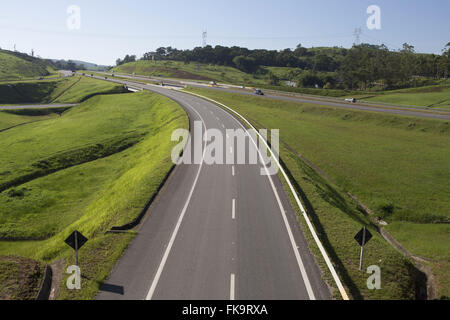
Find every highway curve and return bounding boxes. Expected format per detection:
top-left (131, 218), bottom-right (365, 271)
top-left (93, 76), bottom-right (331, 300)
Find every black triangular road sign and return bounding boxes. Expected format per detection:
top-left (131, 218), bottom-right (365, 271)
top-left (354, 227), bottom-right (372, 246)
top-left (65, 230), bottom-right (88, 251)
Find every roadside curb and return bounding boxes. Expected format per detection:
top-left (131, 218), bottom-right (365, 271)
top-left (36, 264), bottom-right (53, 300)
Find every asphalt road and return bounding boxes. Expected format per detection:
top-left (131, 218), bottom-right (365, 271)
top-left (93, 76), bottom-right (331, 300)
top-left (101, 72), bottom-right (450, 121)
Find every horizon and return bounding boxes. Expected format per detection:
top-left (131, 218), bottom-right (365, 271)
top-left (1, 0), bottom-right (449, 66)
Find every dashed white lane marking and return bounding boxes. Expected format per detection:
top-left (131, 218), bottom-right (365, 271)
top-left (230, 274), bottom-right (236, 300)
top-left (232, 199), bottom-right (236, 220)
top-left (232, 165), bottom-right (235, 176)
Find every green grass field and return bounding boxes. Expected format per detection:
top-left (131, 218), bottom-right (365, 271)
top-left (0, 91), bottom-right (188, 299)
top-left (360, 85), bottom-right (450, 109)
top-left (186, 87), bottom-right (450, 299)
top-left (0, 50), bottom-right (56, 81)
top-left (0, 76), bottom-right (126, 105)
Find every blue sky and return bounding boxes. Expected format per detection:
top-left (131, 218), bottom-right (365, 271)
top-left (1, 0), bottom-right (449, 65)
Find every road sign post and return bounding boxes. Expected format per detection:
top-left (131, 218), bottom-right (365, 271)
top-left (354, 226), bottom-right (372, 271)
top-left (65, 230), bottom-right (88, 267)
top-left (359, 227), bottom-right (366, 270)
top-left (75, 231), bottom-right (79, 266)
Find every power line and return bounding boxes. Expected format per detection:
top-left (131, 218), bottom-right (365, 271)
top-left (202, 30), bottom-right (207, 47)
top-left (0, 24), bottom-right (351, 42)
top-left (353, 27), bottom-right (362, 45)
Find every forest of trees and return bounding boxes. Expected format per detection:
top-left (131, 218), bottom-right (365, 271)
top-left (120, 42), bottom-right (449, 90)
top-left (51, 60), bottom-right (83, 71)
top-left (116, 54), bottom-right (137, 67)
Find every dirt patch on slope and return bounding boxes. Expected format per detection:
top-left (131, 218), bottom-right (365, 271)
top-left (0, 256), bottom-right (44, 300)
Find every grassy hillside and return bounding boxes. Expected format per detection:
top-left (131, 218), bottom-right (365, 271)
top-left (0, 76), bottom-right (126, 104)
top-left (0, 50), bottom-right (56, 81)
top-left (0, 91), bottom-right (189, 299)
top-left (186, 87), bottom-right (450, 299)
top-left (113, 60), bottom-right (270, 85)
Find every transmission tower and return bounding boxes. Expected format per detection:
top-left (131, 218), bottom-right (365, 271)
top-left (353, 27), bottom-right (362, 45)
top-left (202, 30), bottom-right (207, 47)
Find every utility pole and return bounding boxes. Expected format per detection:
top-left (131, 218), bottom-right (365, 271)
top-left (353, 27), bottom-right (362, 46)
top-left (202, 29), bottom-right (207, 47)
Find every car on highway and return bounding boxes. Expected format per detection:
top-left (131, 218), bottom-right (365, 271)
top-left (345, 98), bottom-right (357, 103)
top-left (254, 89), bottom-right (264, 95)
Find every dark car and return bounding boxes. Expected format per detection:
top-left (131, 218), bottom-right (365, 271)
top-left (254, 89), bottom-right (264, 95)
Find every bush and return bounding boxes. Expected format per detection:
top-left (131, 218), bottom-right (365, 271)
top-left (323, 82), bottom-right (334, 89)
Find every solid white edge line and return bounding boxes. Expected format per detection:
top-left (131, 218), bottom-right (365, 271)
top-left (243, 122), bottom-right (316, 300)
top-left (145, 101), bottom-right (208, 300)
top-left (183, 90), bottom-right (350, 301)
top-left (230, 274), bottom-right (236, 300)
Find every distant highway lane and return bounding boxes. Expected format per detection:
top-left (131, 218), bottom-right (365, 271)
top-left (98, 72), bottom-right (450, 121)
top-left (91, 75), bottom-right (331, 300)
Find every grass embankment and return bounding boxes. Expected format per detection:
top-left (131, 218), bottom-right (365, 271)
top-left (186, 87), bottom-right (450, 299)
top-left (0, 109), bottom-right (60, 132)
top-left (0, 49), bottom-right (56, 81)
top-left (0, 76), bottom-right (126, 105)
top-left (0, 91), bottom-right (189, 299)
